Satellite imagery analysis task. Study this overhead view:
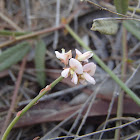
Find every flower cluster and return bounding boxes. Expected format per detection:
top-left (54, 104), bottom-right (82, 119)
top-left (55, 49), bottom-right (96, 85)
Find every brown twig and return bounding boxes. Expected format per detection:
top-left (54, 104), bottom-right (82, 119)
top-left (0, 24), bottom-right (65, 49)
top-left (0, 56), bottom-right (27, 139)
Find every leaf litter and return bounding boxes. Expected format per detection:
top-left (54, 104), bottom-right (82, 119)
top-left (0, 0), bottom-right (140, 140)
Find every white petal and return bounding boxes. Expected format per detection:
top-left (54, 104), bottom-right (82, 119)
top-left (61, 68), bottom-right (70, 78)
top-left (71, 72), bottom-right (78, 84)
top-left (83, 72), bottom-right (96, 85)
top-left (69, 58), bottom-right (83, 74)
top-left (83, 62), bottom-right (96, 76)
top-left (55, 51), bottom-right (64, 59)
top-left (78, 51), bottom-right (93, 61)
top-left (75, 49), bottom-right (82, 56)
top-left (84, 51), bottom-right (93, 59)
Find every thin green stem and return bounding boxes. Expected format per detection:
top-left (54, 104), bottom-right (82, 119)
top-left (128, 6), bottom-right (140, 13)
top-left (0, 30), bottom-right (30, 36)
top-left (65, 24), bottom-right (140, 106)
top-left (2, 76), bottom-right (63, 140)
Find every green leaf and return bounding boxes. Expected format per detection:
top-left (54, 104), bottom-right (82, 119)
top-left (0, 42), bottom-right (30, 72)
top-left (123, 20), bottom-right (140, 41)
top-left (35, 39), bottom-right (46, 87)
top-left (91, 18), bottom-right (118, 35)
top-left (114, 0), bottom-right (129, 15)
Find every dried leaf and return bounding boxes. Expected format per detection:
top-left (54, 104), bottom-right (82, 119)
top-left (123, 20), bottom-right (140, 41)
top-left (114, 0), bottom-right (129, 15)
top-left (35, 39), bottom-right (46, 87)
top-left (0, 42), bottom-right (30, 72)
top-left (9, 99), bottom-right (140, 128)
top-left (91, 18), bottom-right (118, 35)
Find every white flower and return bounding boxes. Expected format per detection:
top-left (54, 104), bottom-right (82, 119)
top-left (61, 58), bottom-right (83, 84)
top-left (55, 49), bottom-right (72, 65)
top-left (56, 49), bottom-right (96, 85)
top-left (80, 62), bottom-right (96, 85)
top-left (75, 49), bottom-right (93, 62)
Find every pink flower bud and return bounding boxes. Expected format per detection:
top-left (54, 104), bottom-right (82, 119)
top-left (55, 49), bottom-right (72, 65)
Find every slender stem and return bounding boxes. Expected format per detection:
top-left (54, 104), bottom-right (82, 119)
top-left (65, 24), bottom-right (140, 106)
top-left (128, 6), bottom-right (140, 13)
top-left (2, 76), bottom-right (63, 140)
top-left (0, 24), bottom-right (64, 49)
top-left (115, 26), bottom-right (127, 140)
top-left (0, 30), bottom-right (30, 36)
top-left (87, 0), bottom-right (129, 18)
top-left (0, 12), bottom-right (23, 31)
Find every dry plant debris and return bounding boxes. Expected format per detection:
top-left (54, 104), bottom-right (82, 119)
top-left (0, 0), bottom-right (140, 140)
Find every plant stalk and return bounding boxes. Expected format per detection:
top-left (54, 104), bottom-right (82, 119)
top-left (128, 6), bottom-right (140, 13)
top-left (115, 26), bottom-right (127, 140)
top-left (0, 30), bottom-right (29, 36)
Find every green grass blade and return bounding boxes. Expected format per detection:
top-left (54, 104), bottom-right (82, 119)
top-left (0, 42), bottom-right (30, 71)
top-left (34, 39), bottom-right (46, 87)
